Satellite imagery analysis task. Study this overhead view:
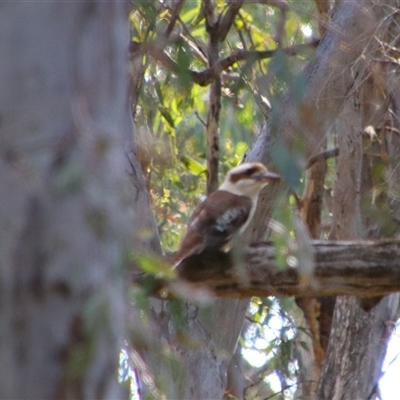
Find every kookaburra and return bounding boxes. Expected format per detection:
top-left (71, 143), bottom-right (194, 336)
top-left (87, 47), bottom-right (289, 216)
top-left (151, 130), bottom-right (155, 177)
top-left (173, 162), bottom-right (280, 269)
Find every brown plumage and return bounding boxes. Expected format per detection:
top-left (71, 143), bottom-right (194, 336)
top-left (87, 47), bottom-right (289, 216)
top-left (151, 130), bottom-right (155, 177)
top-left (173, 162), bottom-right (280, 269)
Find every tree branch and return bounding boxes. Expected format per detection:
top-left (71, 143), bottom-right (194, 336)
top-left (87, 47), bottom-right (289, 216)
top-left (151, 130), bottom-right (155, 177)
top-left (192, 39), bottom-right (321, 86)
top-left (306, 147), bottom-right (339, 169)
top-left (133, 39), bottom-right (320, 87)
top-left (217, 1), bottom-right (244, 42)
top-left (162, 240), bottom-right (400, 299)
top-left (164, 0), bottom-right (186, 37)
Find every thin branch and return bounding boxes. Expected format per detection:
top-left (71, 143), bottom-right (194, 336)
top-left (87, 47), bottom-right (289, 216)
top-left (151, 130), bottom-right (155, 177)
top-left (133, 39), bottom-right (320, 87)
top-left (135, 41), bottom-right (180, 72)
top-left (165, 0), bottom-right (186, 37)
top-left (217, 0), bottom-right (244, 42)
top-left (179, 33), bottom-right (208, 63)
top-left (203, 0), bottom-right (215, 32)
top-left (197, 38), bottom-right (320, 85)
top-left (195, 111), bottom-right (207, 126)
top-left (306, 147), bottom-right (339, 169)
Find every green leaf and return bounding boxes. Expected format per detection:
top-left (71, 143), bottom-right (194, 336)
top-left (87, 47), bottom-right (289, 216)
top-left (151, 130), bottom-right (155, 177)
top-left (133, 253), bottom-right (176, 280)
top-left (180, 4), bottom-right (200, 24)
top-left (159, 105), bottom-right (175, 128)
top-left (180, 156), bottom-right (206, 175)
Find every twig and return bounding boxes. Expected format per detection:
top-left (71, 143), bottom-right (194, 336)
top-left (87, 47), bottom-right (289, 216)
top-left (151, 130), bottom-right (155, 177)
top-left (217, 1), bottom-right (244, 41)
top-left (195, 111), bottom-right (207, 127)
top-left (165, 0), bottom-right (186, 37)
top-left (306, 147), bottom-right (339, 169)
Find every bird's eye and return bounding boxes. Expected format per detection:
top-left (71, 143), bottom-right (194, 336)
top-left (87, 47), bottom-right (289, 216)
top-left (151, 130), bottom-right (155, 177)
top-left (246, 167), bottom-right (258, 176)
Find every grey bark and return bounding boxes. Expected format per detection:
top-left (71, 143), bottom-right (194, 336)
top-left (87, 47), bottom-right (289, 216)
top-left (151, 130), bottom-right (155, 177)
top-left (0, 3), bottom-right (132, 399)
top-left (317, 75), bottom-right (399, 398)
top-left (317, 296), bottom-right (398, 400)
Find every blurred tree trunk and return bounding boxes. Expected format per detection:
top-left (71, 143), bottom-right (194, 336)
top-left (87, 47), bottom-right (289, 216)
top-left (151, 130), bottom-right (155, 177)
top-left (0, 3), bottom-right (132, 399)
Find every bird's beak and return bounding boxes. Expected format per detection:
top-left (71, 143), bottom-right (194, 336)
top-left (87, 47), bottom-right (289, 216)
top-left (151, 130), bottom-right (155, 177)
top-left (255, 171), bottom-right (281, 182)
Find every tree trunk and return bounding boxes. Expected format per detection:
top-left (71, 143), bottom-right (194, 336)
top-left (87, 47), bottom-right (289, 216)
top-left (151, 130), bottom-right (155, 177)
top-left (246, 0), bottom-right (394, 240)
top-left (130, 1), bottom-right (400, 399)
top-left (317, 83), bottom-right (399, 398)
top-left (318, 296), bottom-right (398, 400)
top-left (245, 2), bottom-right (398, 399)
top-left (0, 3), bottom-right (132, 398)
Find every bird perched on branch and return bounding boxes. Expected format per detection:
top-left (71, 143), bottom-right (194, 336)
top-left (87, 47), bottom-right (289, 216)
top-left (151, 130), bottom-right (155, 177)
top-left (173, 162), bottom-right (280, 269)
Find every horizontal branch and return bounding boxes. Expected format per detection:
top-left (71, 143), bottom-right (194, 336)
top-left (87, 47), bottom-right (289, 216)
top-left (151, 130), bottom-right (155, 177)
top-left (165, 240), bottom-right (400, 299)
top-left (194, 39), bottom-right (320, 86)
top-left (131, 39), bottom-right (320, 87)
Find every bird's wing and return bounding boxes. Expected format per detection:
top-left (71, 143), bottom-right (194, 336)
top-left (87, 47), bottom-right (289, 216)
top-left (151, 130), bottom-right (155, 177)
top-left (173, 191), bottom-right (252, 267)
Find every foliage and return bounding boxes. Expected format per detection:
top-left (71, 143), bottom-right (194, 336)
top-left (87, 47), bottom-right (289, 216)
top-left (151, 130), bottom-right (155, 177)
top-left (243, 296), bottom-right (303, 399)
top-left (128, 1), bottom-right (335, 398)
top-left (127, 1), bottom-right (400, 398)
top-left (130, 0), bottom-right (317, 251)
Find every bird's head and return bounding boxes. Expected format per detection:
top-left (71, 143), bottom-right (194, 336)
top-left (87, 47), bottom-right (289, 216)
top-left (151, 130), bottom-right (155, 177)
top-left (219, 162), bottom-right (281, 199)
